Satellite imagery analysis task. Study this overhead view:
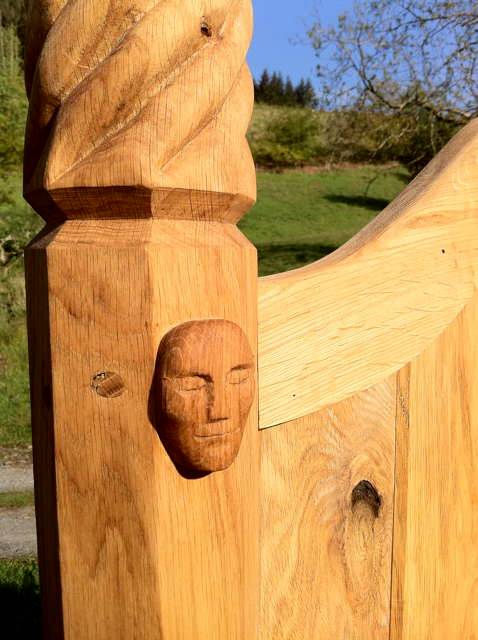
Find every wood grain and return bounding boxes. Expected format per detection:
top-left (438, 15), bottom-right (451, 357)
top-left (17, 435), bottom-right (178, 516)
top-left (26, 220), bottom-right (259, 639)
top-left (260, 377), bottom-right (396, 639)
top-left (391, 294), bottom-right (478, 639)
top-left (258, 119), bottom-right (478, 428)
top-left (24, 1), bottom-right (260, 636)
top-left (390, 364), bottom-right (410, 639)
top-left (24, 0), bottom-right (256, 222)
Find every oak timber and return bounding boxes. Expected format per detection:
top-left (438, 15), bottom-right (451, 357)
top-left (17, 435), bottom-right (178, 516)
top-left (391, 294), bottom-right (478, 639)
top-left (23, 0), bottom-right (478, 638)
top-left (24, 0), bottom-right (255, 221)
top-left (154, 319), bottom-right (255, 474)
top-left (26, 220), bottom-right (259, 639)
top-left (24, 1), bottom-right (260, 638)
top-left (260, 377), bottom-right (396, 639)
top-left (258, 120), bottom-right (478, 428)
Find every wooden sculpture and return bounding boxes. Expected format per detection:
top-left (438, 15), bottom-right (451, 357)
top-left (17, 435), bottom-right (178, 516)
top-left (23, 1), bottom-right (478, 639)
top-left (154, 320), bottom-right (255, 474)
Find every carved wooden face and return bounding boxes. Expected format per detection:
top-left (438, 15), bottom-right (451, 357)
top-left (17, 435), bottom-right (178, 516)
top-left (156, 320), bottom-right (255, 474)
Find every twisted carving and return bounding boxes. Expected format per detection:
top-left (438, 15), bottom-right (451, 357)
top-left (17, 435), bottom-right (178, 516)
top-left (24, 0), bottom-right (256, 222)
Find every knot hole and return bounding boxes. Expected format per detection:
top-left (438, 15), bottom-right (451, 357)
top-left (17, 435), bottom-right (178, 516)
top-left (351, 480), bottom-right (381, 518)
top-left (201, 19), bottom-right (212, 37)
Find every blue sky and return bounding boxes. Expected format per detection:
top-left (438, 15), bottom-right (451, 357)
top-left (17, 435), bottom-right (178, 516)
top-left (248, 0), bottom-right (354, 86)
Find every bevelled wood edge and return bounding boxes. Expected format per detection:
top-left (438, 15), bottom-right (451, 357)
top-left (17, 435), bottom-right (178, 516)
top-left (25, 186), bottom-right (255, 224)
top-left (25, 219), bottom-right (260, 639)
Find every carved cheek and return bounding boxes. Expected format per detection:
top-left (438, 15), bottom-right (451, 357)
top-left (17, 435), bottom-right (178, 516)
top-left (239, 377), bottom-right (255, 415)
top-left (228, 377), bottom-right (254, 424)
top-left (162, 382), bottom-right (208, 423)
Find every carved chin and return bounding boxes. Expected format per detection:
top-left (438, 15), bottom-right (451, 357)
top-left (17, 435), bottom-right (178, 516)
top-left (193, 430), bottom-right (243, 473)
top-left (161, 422), bottom-right (244, 474)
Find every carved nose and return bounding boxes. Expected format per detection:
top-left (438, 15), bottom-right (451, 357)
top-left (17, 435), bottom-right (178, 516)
top-left (208, 385), bottom-right (229, 422)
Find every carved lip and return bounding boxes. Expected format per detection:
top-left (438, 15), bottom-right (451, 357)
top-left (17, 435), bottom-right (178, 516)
top-left (194, 423), bottom-right (239, 439)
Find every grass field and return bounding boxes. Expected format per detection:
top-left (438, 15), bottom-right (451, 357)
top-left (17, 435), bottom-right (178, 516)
top-left (0, 165), bottom-right (408, 448)
top-left (242, 165), bottom-right (408, 275)
top-left (0, 491), bottom-right (34, 508)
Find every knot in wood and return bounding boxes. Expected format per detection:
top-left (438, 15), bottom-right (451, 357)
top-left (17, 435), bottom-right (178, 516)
top-left (201, 20), bottom-right (213, 37)
top-left (351, 480), bottom-right (381, 518)
top-left (91, 371), bottom-right (125, 399)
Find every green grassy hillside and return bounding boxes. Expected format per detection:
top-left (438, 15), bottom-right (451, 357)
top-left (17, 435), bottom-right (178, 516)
top-left (241, 165), bottom-right (408, 275)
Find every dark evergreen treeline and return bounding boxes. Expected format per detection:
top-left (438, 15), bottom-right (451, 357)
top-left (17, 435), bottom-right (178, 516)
top-left (254, 70), bottom-right (318, 109)
top-left (0, 2), bottom-right (25, 28)
top-left (0, 1), bottom-right (25, 47)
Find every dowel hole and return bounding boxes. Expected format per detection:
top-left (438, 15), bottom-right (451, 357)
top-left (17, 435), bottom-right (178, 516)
top-left (91, 371), bottom-right (125, 399)
top-left (351, 480), bottom-right (381, 518)
top-left (201, 20), bottom-right (212, 37)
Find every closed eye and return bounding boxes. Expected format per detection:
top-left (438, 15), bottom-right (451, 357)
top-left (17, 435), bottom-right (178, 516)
top-left (227, 366), bottom-right (252, 385)
top-left (175, 376), bottom-right (207, 391)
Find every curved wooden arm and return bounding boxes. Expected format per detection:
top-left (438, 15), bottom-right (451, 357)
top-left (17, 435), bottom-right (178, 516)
top-left (258, 120), bottom-right (478, 429)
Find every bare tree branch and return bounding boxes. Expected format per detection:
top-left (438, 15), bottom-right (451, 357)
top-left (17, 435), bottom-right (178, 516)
top-left (309, 0), bottom-right (478, 172)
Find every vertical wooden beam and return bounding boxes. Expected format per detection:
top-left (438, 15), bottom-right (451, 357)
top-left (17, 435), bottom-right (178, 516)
top-left (391, 295), bottom-right (478, 639)
top-left (24, 3), bottom-right (259, 639)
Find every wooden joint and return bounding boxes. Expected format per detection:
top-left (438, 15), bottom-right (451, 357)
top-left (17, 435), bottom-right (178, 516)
top-left (91, 371), bottom-right (126, 399)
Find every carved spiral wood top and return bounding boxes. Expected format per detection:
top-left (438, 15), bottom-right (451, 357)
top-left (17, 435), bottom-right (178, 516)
top-left (24, 0), bottom-right (256, 222)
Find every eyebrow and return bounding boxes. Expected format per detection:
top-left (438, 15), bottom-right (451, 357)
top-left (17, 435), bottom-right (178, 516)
top-left (163, 372), bottom-right (212, 380)
top-left (229, 363), bottom-right (254, 371)
top-left (162, 364), bottom-right (254, 379)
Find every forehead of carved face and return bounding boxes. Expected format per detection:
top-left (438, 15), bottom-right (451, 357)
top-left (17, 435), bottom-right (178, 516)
top-left (156, 320), bottom-right (255, 475)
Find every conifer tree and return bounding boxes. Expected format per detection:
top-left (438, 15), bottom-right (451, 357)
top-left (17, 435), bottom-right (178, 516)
top-left (254, 69), bottom-right (318, 109)
top-left (270, 72), bottom-right (284, 104)
top-left (284, 77), bottom-right (296, 106)
top-left (295, 79), bottom-right (318, 109)
top-left (254, 69), bottom-right (270, 103)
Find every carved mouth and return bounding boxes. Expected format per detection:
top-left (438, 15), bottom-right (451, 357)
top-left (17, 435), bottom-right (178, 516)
top-left (194, 423), bottom-right (239, 439)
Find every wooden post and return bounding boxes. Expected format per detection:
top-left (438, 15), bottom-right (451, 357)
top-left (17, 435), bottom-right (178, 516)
top-left (24, 2), bottom-right (259, 638)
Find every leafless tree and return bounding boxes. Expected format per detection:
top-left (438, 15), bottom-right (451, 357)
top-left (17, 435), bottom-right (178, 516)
top-left (309, 0), bottom-right (478, 172)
